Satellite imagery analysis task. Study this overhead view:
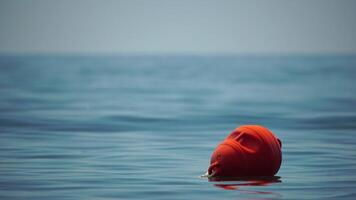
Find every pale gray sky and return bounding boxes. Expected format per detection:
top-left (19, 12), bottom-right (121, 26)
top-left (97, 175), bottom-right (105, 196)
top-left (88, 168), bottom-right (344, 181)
top-left (1, 0), bottom-right (356, 54)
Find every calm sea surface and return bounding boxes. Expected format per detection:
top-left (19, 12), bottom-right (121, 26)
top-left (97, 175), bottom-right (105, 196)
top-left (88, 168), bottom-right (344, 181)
top-left (1, 55), bottom-right (356, 199)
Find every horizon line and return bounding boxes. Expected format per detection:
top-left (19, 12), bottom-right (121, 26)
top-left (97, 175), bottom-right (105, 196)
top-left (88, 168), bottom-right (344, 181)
top-left (1, 51), bottom-right (356, 57)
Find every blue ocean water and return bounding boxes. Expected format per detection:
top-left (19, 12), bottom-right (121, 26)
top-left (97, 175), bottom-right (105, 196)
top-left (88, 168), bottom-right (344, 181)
top-left (0, 55), bottom-right (356, 199)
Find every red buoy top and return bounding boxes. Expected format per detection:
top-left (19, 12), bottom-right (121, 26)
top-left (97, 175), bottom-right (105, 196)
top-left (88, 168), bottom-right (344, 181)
top-left (208, 125), bottom-right (282, 177)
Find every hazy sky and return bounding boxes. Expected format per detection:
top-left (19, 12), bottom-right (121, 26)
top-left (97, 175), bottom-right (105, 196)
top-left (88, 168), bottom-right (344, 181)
top-left (1, 0), bottom-right (356, 54)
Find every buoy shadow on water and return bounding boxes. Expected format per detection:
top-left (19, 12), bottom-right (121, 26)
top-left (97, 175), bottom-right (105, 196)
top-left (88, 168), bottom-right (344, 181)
top-left (201, 172), bottom-right (282, 195)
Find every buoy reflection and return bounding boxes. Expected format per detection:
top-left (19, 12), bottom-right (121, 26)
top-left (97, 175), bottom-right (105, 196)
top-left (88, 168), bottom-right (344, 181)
top-left (210, 176), bottom-right (282, 197)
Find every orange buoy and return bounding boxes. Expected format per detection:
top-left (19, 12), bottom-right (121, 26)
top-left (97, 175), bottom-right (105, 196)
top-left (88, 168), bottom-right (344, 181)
top-left (208, 125), bottom-right (282, 177)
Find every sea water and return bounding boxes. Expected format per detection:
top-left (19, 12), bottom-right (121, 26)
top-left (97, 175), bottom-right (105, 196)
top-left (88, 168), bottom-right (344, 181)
top-left (1, 55), bottom-right (356, 199)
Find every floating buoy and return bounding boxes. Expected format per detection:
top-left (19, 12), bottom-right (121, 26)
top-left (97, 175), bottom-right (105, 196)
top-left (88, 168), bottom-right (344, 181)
top-left (208, 125), bottom-right (282, 177)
